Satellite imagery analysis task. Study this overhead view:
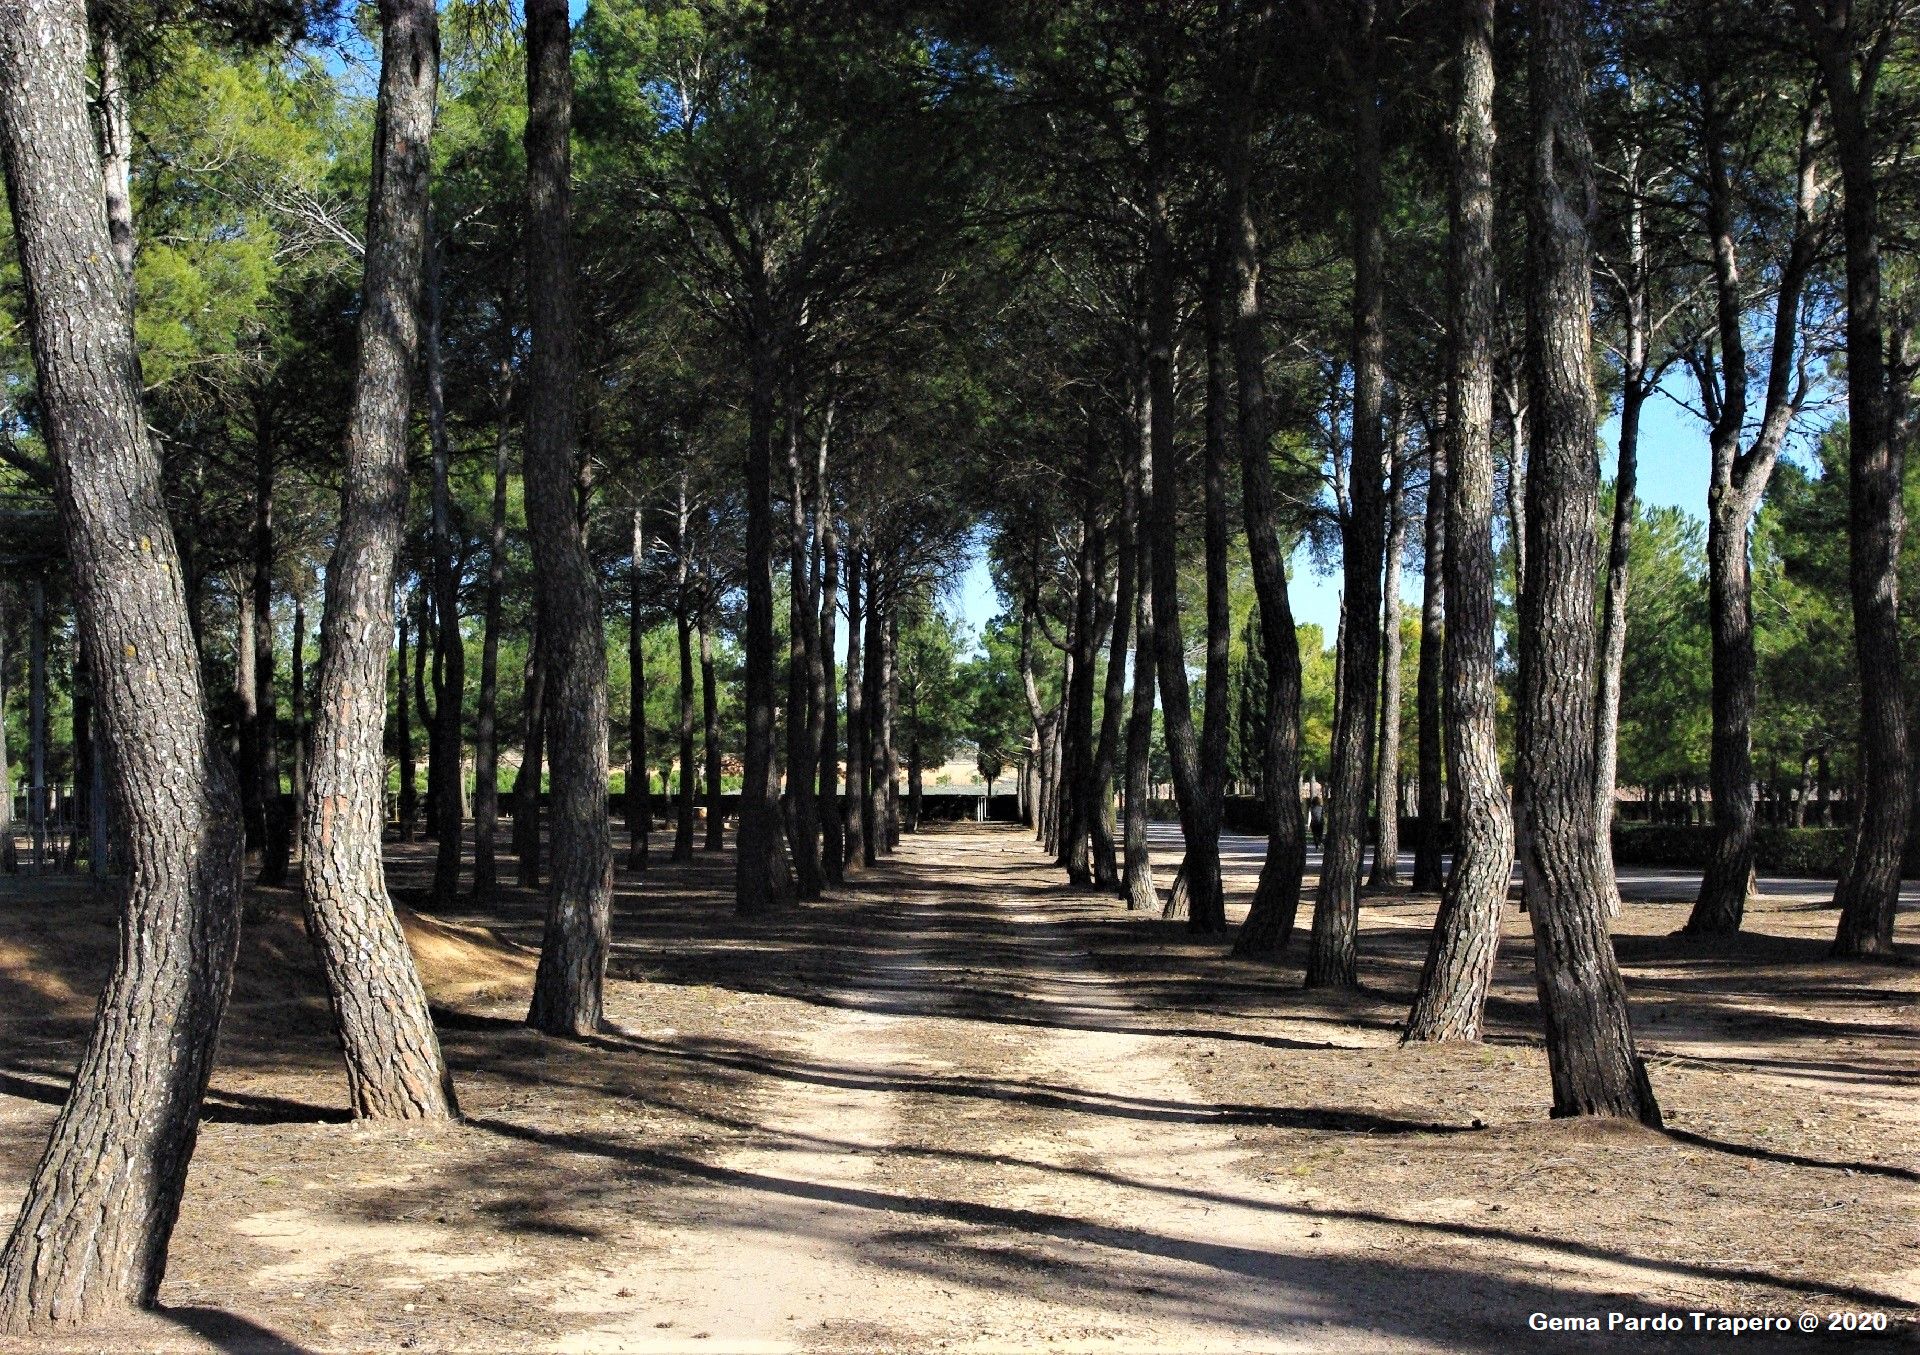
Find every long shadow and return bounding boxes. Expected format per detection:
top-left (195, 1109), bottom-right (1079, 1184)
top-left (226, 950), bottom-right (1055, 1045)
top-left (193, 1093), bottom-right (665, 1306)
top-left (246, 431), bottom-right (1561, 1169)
top-left (1662, 1127), bottom-right (1920, 1183)
top-left (0, 1068), bottom-right (348, 1126)
top-left (463, 1113), bottom-right (1916, 1314)
top-left (159, 1305), bottom-right (312, 1354)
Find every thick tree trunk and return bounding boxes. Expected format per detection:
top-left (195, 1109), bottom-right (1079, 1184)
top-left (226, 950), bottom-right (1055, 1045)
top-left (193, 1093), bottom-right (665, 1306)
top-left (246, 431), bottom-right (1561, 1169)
top-left (842, 547), bottom-right (866, 871)
top-left (629, 507), bottom-right (653, 871)
top-left (252, 409), bottom-right (288, 885)
top-left (1512, 0), bottom-right (1661, 1122)
top-left (0, 2), bottom-right (249, 1322)
top-left (1370, 437), bottom-right (1408, 888)
top-left (1412, 436), bottom-right (1447, 892)
top-left (698, 612), bottom-right (723, 851)
top-left (1406, 0), bottom-right (1512, 1041)
top-left (472, 363), bottom-right (511, 899)
top-left (524, 0), bottom-right (614, 1034)
top-left (292, 0), bottom-right (454, 1121)
top-left (425, 244), bottom-right (464, 907)
top-left (1308, 4), bottom-right (1388, 988)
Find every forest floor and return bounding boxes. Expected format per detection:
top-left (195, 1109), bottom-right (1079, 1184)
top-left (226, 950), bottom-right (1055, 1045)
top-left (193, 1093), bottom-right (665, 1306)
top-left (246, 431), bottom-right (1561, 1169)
top-left (0, 822), bottom-right (1914, 1353)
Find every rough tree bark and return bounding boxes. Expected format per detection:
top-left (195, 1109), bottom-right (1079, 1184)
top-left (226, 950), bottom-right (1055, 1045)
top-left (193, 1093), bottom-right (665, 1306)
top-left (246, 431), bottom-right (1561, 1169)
top-left (1061, 453), bottom-right (1103, 887)
top-left (0, 0), bottom-right (248, 1320)
top-left (513, 628), bottom-right (546, 888)
top-left (296, 0), bottom-right (454, 1119)
top-left (1192, 260), bottom-right (1234, 927)
top-left (524, 0), bottom-right (615, 1033)
top-left (816, 481), bottom-right (844, 885)
top-left (783, 396), bottom-right (823, 899)
top-left (1405, 0), bottom-right (1512, 1042)
top-left (1090, 505), bottom-right (1133, 892)
top-left (1513, 0), bottom-right (1661, 1122)
top-left (1123, 392), bottom-right (1160, 914)
top-left (1369, 431), bottom-right (1408, 889)
top-left (1308, 0), bottom-right (1388, 989)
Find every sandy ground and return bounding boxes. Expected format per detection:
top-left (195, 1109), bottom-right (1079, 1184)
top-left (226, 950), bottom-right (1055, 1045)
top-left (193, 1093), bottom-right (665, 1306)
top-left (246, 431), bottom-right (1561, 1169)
top-left (0, 821), bottom-right (1913, 1353)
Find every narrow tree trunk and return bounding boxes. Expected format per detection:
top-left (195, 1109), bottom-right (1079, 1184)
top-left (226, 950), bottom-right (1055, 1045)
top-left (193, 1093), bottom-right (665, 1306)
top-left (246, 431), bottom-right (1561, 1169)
top-left (1406, 0), bottom-right (1513, 1041)
top-left (884, 608), bottom-right (901, 849)
top-left (524, 0), bottom-right (614, 1034)
top-left (0, 3), bottom-right (248, 1320)
top-left (1370, 435), bottom-right (1408, 888)
top-left (252, 408), bottom-right (288, 885)
top-left (698, 611), bottom-right (723, 851)
top-left (842, 547), bottom-right (866, 872)
top-left (783, 399), bottom-right (822, 899)
top-left (289, 597), bottom-right (306, 863)
top-left (816, 494), bottom-right (844, 885)
top-left (412, 590), bottom-right (434, 834)
top-left (292, 0), bottom-right (455, 1121)
top-left (865, 562), bottom-right (889, 865)
top-left (396, 605), bottom-right (417, 841)
top-left (1308, 3), bottom-right (1388, 988)
top-left (674, 494), bottom-right (698, 862)
top-left (471, 365), bottom-right (511, 899)
top-left (1062, 464), bottom-right (1102, 887)
top-left (426, 241), bottom-right (464, 906)
top-left (629, 507), bottom-right (652, 871)
top-left (1190, 261), bottom-right (1234, 930)
top-left (514, 624), bottom-right (546, 887)
top-left (235, 581), bottom-right (263, 856)
top-left (27, 581), bottom-right (44, 871)
top-left (1123, 403), bottom-right (1160, 914)
top-left (1090, 512), bottom-right (1133, 892)
top-left (1412, 434), bottom-right (1447, 891)
top-left (1512, 0), bottom-right (1660, 1122)
top-left (0, 589), bottom-right (12, 873)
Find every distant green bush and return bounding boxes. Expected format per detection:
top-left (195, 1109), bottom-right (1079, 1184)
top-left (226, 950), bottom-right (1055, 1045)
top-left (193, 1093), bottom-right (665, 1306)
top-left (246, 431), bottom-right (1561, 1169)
top-left (1610, 822), bottom-right (1918, 879)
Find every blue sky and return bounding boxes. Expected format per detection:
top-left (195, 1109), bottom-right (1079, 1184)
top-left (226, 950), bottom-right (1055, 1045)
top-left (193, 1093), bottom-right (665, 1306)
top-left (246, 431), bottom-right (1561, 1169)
top-left (953, 387), bottom-right (1757, 653)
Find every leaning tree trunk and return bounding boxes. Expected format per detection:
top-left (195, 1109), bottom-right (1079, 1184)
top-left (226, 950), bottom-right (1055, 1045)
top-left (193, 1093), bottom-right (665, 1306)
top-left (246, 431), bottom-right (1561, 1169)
top-left (1405, 0), bottom-right (1512, 1042)
top-left (1411, 435), bottom-right (1447, 892)
top-left (426, 244), bottom-right (464, 907)
top-left (841, 547), bottom-right (866, 871)
top-left (524, 0), bottom-right (614, 1035)
top-left (1308, 2), bottom-right (1388, 989)
top-left (1511, 0), bottom-right (1660, 1123)
top-left (1369, 437), bottom-right (1408, 889)
top-left (471, 364), bottom-right (511, 899)
top-left (0, 1), bottom-right (248, 1321)
top-left (293, 0), bottom-right (454, 1121)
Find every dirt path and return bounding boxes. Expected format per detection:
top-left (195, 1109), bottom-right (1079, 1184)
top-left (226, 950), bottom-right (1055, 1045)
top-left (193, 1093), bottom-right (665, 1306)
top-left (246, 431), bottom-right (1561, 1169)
top-left (0, 823), bottom-right (1913, 1352)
